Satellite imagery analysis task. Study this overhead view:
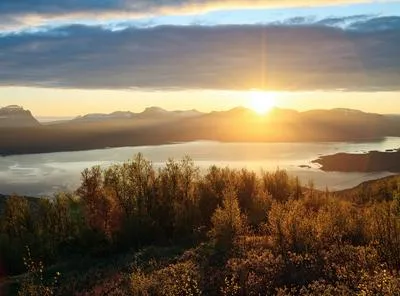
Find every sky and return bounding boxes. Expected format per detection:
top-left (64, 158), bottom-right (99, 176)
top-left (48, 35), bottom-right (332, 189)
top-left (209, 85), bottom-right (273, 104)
top-left (0, 0), bottom-right (399, 116)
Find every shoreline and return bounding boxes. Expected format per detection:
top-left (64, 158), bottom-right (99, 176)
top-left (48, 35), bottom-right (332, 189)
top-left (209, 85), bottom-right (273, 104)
top-left (0, 137), bottom-right (392, 157)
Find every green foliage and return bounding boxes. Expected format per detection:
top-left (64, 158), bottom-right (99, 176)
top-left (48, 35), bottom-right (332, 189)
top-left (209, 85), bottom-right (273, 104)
top-left (0, 194), bottom-right (83, 274)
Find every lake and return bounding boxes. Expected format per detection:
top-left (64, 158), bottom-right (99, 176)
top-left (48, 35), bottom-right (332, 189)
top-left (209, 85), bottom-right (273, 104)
top-left (1, 137), bottom-right (400, 196)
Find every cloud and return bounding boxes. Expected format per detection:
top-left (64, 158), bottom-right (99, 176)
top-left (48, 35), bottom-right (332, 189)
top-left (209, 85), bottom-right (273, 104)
top-left (0, 17), bottom-right (399, 91)
top-left (348, 16), bottom-right (400, 31)
top-left (0, 0), bottom-right (376, 31)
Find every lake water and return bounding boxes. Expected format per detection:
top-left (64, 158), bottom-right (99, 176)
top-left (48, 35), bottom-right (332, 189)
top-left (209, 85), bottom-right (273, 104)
top-left (1, 137), bottom-right (400, 196)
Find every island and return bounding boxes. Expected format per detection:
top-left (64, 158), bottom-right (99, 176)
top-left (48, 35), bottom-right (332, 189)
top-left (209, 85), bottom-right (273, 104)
top-left (313, 150), bottom-right (400, 172)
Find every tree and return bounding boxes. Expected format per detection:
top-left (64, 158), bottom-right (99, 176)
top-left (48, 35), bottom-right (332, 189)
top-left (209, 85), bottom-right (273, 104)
top-left (198, 166), bottom-right (236, 227)
top-left (211, 187), bottom-right (244, 251)
top-left (76, 166), bottom-right (121, 240)
top-left (2, 195), bottom-right (32, 238)
top-left (156, 156), bottom-right (200, 239)
top-left (262, 169), bottom-right (291, 202)
top-left (103, 153), bottom-right (156, 218)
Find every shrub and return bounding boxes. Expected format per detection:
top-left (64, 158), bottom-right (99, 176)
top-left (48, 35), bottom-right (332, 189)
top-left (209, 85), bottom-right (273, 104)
top-left (18, 246), bottom-right (60, 296)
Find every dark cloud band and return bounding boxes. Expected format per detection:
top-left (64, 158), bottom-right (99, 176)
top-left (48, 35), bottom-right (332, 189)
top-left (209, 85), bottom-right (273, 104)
top-left (0, 0), bottom-right (369, 16)
top-left (0, 0), bottom-right (374, 31)
top-left (0, 17), bottom-right (399, 91)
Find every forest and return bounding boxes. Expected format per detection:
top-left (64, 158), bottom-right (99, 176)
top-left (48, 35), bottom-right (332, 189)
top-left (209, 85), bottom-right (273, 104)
top-left (1, 154), bottom-right (400, 295)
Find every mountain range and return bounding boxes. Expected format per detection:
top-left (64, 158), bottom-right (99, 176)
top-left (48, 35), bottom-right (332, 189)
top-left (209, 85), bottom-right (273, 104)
top-left (71, 107), bottom-right (203, 123)
top-left (0, 105), bottom-right (399, 155)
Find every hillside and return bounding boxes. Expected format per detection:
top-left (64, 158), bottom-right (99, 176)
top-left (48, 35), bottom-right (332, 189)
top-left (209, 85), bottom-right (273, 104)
top-left (1, 160), bottom-right (400, 295)
top-left (335, 174), bottom-right (400, 203)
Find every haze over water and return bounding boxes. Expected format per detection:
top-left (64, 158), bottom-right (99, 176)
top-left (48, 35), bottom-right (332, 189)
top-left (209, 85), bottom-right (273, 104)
top-left (1, 137), bottom-right (399, 196)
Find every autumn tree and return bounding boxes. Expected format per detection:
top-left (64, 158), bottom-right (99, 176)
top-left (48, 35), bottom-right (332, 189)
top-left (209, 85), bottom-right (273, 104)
top-left (1, 195), bottom-right (32, 238)
top-left (76, 166), bottom-right (122, 240)
top-left (211, 187), bottom-right (244, 251)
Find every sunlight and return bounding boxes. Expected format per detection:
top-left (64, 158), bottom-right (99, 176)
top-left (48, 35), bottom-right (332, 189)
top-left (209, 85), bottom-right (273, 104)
top-left (249, 91), bottom-right (276, 114)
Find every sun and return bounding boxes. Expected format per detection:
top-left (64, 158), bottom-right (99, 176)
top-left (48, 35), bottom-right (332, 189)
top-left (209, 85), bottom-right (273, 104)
top-left (249, 91), bottom-right (276, 114)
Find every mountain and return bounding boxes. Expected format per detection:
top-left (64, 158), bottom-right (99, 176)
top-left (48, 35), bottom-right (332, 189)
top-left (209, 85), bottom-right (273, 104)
top-left (71, 107), bottom-right (203, 123)
top-left (183, 107), bottom-right (397, 143)
top-left (140, 106), bottom-right (169, 116)
top-left (0, 105), bottom-right (39, 127)
top-left (0, 107), bottom-right (399, 155)
top-left (73, 111), bottom-right (136, 122)
top-left (173, 109), bottom-right (204, 117)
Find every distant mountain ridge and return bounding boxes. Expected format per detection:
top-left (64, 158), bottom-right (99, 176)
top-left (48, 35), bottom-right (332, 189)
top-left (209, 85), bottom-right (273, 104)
top-left (71, 107), bottom-right (204, 123)
top-left (0, 105), bottom-right (392, 126)
top-left (0, 106), bottom-right (399, 155)
top-left (0, 105), bottom-right (39, 127)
